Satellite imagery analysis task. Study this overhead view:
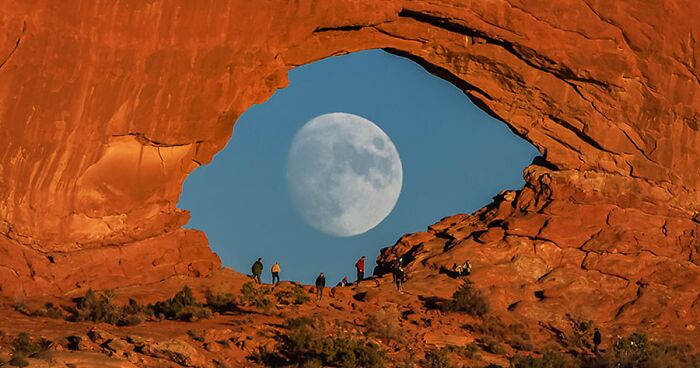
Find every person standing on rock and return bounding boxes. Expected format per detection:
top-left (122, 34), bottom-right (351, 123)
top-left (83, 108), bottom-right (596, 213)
top-left (355, 256), bottom-right (365, 283)
top-left (251, 258), bottom-right (263, 284)
top-left (271, 261), bottom-right (281, 285)
top-left (593, 328), bottom-right (602, 355)
top-left (393, 266), bottom-right (405, 294)
top-left (315, 272), bottom-right (326, 300)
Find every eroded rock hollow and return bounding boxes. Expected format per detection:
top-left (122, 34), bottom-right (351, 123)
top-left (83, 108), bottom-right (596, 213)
top-left (0, 0), bottom-right (698, 330)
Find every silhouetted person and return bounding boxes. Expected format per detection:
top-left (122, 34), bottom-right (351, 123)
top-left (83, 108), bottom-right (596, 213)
top-left (593, 328), bottom-right (602, 355)
top-left (391, 257), bottom-right (402, 282)
top-left (271, 262), bottom-right (281, 284)
top-left (393, 266), bottom-right (405, 293)
top-left (315, 272), bottom-right (326, 300)
top-left (251, 258), bottom-right (263, 284)
top-left (355, 256), bottom-right (365, 283)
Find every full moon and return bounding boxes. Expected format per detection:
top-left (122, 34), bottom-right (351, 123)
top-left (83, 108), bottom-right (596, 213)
top-left (286, 113), bottom-right (403, 237)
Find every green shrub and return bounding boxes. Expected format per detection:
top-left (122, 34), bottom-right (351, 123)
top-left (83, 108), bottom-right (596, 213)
top-left (421, 348), bottom-right (454, 368)
top-left (256, 317), bottom-right (386, 368)
top-left (510, 352), bottom-right (571, 368)
top-left (325, 335), bottom-right (386, 368)
top-left (564, 314), bottom-right (594, 351)
top-left (206, 291), bottom-right (238, 313)
top-left (8, 355), bottom-right (29, 367)
top-left (150, 285), bottom-right (212, 321)
top-left (588, 332), bottom-right (700, 368)
top-left (175, 305), bottom-right (213, 322)
top-left (9, 332), bottom-right (41, 367)
top-left (69, 289), bottom-right (121, 324)
top-left (445, 343), bottom-right (481, 360)
top-left (464, 316), bottom-right (532, 352)
top-left (478, 337), bottom-right (507, 355)
top-left (13, 302), bottom-right (63, 319)
top-left (275, 285), bottom-right (311, 306)
top-left (68, 290), bottom-right (147, 326)
top-left (13, 333), bottom-right (39, 356)
top-left (365, 308), bottom-right (404, 343)
top-left (240, 282), bottom-right (273, 311)
top-left (442, 280), bottom-right (489, 317)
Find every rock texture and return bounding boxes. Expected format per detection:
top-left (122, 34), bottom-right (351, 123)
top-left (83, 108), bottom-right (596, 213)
top-left (0, 0), bottom-right (698, 329)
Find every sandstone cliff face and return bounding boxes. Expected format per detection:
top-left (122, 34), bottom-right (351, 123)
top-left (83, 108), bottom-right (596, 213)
top-left (0, 0), bottom-right (698, 326)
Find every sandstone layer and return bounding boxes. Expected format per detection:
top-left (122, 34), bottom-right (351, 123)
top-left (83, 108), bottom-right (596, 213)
top-left (0, 0), bottom-right (698, 335)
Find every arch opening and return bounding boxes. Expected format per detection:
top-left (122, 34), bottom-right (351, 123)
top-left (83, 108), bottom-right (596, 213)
top-left (178, 50), bottom-right (539, 285)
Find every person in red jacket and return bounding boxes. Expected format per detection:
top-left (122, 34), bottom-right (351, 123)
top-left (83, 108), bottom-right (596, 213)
top-left (355, 256), bottom-right (365, 283)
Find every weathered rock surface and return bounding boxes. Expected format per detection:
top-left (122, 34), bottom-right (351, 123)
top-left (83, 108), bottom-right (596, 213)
top-left (0, 0), bottom-right (698, 338)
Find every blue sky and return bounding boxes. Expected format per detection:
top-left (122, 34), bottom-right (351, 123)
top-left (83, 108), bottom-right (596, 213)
top-left (179, 50), bottom-right (539, 285)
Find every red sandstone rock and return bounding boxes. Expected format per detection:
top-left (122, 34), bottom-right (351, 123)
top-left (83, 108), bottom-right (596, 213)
top-left (0, 0), bottom-right (698, 347)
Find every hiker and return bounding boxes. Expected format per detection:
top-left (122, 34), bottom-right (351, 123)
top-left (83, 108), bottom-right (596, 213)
top-left (355, 256), bottom-right (365, 283)
top-left (336, 276), bottom-right (349, 287)
top-left (271, 261), bottom-right (281, 285)
top-left (393, 266), bottom-right (405, 293)
top-left (315, 272), bottom-right (326, 300)
top-left (251, 258), bottom-right (263, 284)
top-left (593, 328), bottom-right (602, 354)
top-left (462, 260), bottom-right (472, 276)
top-left (391, 257), bottom-right (402, 282)
top-left (451, 263), bottom-right (463, 276)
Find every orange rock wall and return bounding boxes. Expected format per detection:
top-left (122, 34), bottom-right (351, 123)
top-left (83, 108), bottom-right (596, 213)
top-left (0, 1), bottom-right (698, 297)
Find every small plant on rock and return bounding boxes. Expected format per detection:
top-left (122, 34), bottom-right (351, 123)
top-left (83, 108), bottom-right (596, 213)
top-left (68, 289), bottom-right (122, 324)
top-left (252, 316), bottom-right (387, 368)
top-left (274, 284), bottom-right (311, 306)
top-left (365, 308), bottom-right (404, 343)
top-left (240, 282), bottom-right (273, 311)
top-left (150, 285), bottom-right (212, 321)
top-left (205, 291), bottom-right (239, 313)
top-left (67, 290), bottom-right (147, 326)
top-left (510, 351), bottom-right (572, 368)
top-left (421, 348), bottom-right (454, 368)
top-left (441, 280), bottom-right (489, 317)
top-left (9, 332), bottom-right (41, 367)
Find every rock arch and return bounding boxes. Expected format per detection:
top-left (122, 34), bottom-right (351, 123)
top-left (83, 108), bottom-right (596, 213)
top-left (0, 0), bottom-right (698, 307)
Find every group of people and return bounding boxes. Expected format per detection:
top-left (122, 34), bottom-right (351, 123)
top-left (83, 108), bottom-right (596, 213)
top-left (249, 256), bottom-right (370, 300)
top-left (451, 260), bottom-right (472, 276)
top-left (252, 256), bottom-right (472, 299)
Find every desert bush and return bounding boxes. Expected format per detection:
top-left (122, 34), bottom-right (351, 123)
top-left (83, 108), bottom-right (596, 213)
top-left (441, 280), bottom-right (489, 317)
top-left (13, 301), bottom-right (63, 319)
top-left (478, 336), bottom-right (507, 355)
top-left (464, 316), bottom-right (532, 352)
top-left (510, 351), bottom-right (572, 368)
top-left (255, 317), bottom-right (386, 368)
top-left (445, 343), bottom-right (482, 360)
top-left (240, 282), bottom-right (273, 310)
top-left (565, 314), bottom-right (594, 351)
top-left (12, 333), bottom-right (40, 356)
top-left (326, 335), bottom-right (386, 368)
top-left (274, 285), bottom-right (311, 306)
top-left (421, 348), bottom-right (454, 368)
top-left (205, 291), bottom-right (238, 313)
top-left (585, 332), bottom-right (700, 368)
top-left (67, 290), bottom-right (147, 326)
top-left (69, 289), bottom-right (121, 324)
top-left (9, 332), bottom-right (41, 367)
top-left (365, 308), bottom-right (404, 343)
top-left (149, 285), bottom-right (212, 321)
